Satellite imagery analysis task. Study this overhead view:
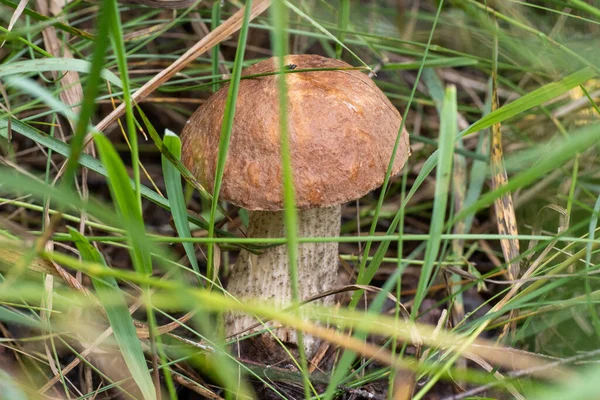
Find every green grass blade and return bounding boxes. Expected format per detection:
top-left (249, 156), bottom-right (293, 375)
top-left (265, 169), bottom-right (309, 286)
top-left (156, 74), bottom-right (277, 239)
top-left (0, 25), bottom-right (52, 57)
top-left (161, 129), bottom-right (201, 281)
top-left (69, 228), bottom-right (156, 400)
top-left (206, 0), bottom-right (253, 287)
top-left (93, 133), bottom-right (152, 276)
top-left (422, 69), bottom-right (445, 114)
top-left (454, 123), bottom-right (600, 224)
top-left (411, 85), bottom-right (456, 314)
top-left (272, 0), bottom-right (312, 397)
top-left (0, 305), bottom-right (43, 328)
top-left (93, 132), bottom-right (164, 399)
top-left (462, 67), bottom-right (597, 136)
top-left (382, 57), bottom-right (479, 70)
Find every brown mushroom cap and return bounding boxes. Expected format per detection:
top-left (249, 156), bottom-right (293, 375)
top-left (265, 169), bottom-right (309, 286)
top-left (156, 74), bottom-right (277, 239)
top-left (181, 54), bottom-right (410, 211)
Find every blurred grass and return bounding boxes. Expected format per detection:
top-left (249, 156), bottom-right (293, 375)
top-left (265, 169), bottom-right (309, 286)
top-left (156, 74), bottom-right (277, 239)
top-left (1, 0), bottom-right (600, 399)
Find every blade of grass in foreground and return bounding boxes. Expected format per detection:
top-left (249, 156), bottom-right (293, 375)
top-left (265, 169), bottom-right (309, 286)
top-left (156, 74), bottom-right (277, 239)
top-left (271, 0), bottom-right (314, 397)
top-left (5, 249), bottom-right (568, 384)
top-left (411, 86), bottom-right (458, 400)
top-left (0, 369), bottom-right (27, 400)
top-left (206, 0), bottom-right (253, 289)
top-left (411, 85), bottom-right (456, 318)
top-left (69, 228), bottom-right (156, 400)
top-left (93, 132), bottom-right (163, 397)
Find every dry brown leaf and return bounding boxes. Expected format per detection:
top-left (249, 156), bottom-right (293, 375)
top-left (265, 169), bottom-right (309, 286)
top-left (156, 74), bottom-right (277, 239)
top-left (451, 141), bottom-right (467, 323)
top-left (489, 36), bottom-right (520, 341)
top-left (490, 97), bottom-right (520, 282)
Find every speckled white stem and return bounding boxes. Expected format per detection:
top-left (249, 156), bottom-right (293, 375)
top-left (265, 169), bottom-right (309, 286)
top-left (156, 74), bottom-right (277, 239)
top-left (225, 205), bottom-right (341, 357)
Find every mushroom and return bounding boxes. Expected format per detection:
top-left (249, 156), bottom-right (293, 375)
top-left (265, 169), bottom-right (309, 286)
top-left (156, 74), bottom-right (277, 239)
top-left (181, 54), bottom-right (410, 359)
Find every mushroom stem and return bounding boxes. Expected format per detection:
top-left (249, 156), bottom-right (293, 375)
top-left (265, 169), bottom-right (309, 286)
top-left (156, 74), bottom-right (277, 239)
top-left (226, 205), bottom-right (341, 357)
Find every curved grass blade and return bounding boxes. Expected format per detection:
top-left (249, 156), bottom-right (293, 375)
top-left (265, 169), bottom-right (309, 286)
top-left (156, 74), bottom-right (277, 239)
top-left (271, 0), bottom-right (313, 396)
top-left (3, 76), bottom-right (78, 122)
top-left (462, 67), bottom-right (597, 136)
top-left (0, 59), bottom-right (120, 89)
top-left (453, 123), bottom-right (600, 225)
